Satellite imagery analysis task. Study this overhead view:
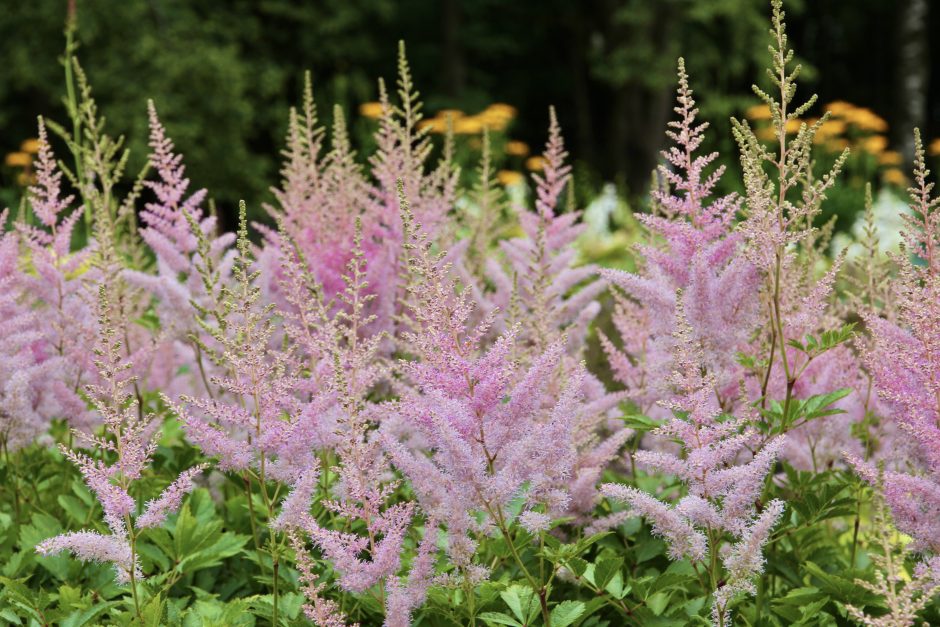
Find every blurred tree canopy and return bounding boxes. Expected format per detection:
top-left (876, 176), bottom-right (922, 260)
top-left (0, 0), bottom-right (932, 227)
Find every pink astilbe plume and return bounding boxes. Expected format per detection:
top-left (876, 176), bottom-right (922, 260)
top-left (601, 60), bottom-right (760, 415)
top-left (458, 110), bottom-right (628, 521)
top-left (14, 119), bottom-right (98, 435)
top-left (169, 206), bottom-right (313, 483)
top-left (257, 72), bottom-right (372, 311)
top-left (260, 45), bottom-right (457, 342)
top-left (853, 130), bottom-right (940, 555)
top-left (0, 211), bottom-right (71, 450)
top-left (273, 221), bottom-right (438, 623)
top-left (602, 304), bottom-right (785, 625)
top-left (123, 102), bottom-right (235, 396)
top-left (382, 188), bottom-right (582, 574)
top-left (362, 43), bottom-right (459, 342)
top-left (484, 107), bottom-right (606, 357)
top-left (35, 286), bottom-right (204, 583)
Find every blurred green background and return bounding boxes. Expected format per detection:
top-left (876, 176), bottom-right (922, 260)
top-left (0, 0), bottom-right (936, 233)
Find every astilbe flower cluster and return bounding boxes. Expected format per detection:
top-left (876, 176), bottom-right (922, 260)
top-left (6, 120), bottom-right (99, 444)
top-left (851, 131), bottom-right (940, 562)
top-left (600, 58), bottom-right (760, 417)
top-left (457, 111), bottom-right (628, 522)
top-left (123, 102), bottom-right (236, 399)
top-left (258, 44), bottom-right (457, 340)
top-left (12, 4), bottom-right (940, 623)
top-left (272, 220), bottom-right (437, 627)
top-left (383, 190), bottom-right (583, 570)
top-left (729, 0), bottom-right (865, 471)
top-left (602, 306), bottom-right (785, 626)
top-left (36, 286), bottom-right (204, 584)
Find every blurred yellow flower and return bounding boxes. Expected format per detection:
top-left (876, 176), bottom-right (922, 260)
top-left (878, 150), bottom-right (903, 166)
top-left (485, 103), bottom-right (517, 119)
top-left (813, 119), bottom-right (847, 143)
top-left (359, 101), bottom-right (384, 119)
top-left (15, 172), bottom-right (35, 187)
top-left (525, 156), bottom-right (546, 171)
top-left (455, 116), bottom-right (485, 134)
top-left (418, 118), bottom-right (447, 133)
top-left (928, 138), bottom-right (940, 156)
top-left (860, 135), bottom-right (888, 154)
top-left (844, 107), bottom-right (888, 133)
top-left (756, 126), bottom-right (777, 141)
top-left (784, 118), bottom-right (803, 134)
top-left (883, 168), bottom-right (907, 186)
top-left (745, 104), bottom-right (772, 121)
top-left (824, 138), bottom-right (850, 152)
top-left (20, 138), bottom-right (40, 154)
top-left (437, 109), bottom-right (464, 121)
top-left (5, 151), bottom-right (31, 167)
top-left (496, 170), bottom-right (523, 186)
top-left (505, 140), bottom-right (530, 157)
top-left (825, 100), bottom-right (856, 116)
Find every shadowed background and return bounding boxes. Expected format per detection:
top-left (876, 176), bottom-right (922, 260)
top-left (0, 0), bottom-right (935, 232)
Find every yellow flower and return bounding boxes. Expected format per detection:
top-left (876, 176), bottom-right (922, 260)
top-left (5, 151), bottom-right (31, 167)
top-left (418, 118), bottom-right (447, 133)
top-left (477, 115), bottom-right (509, 132)
top-left (860, 135), bottom-right (888, 154)
top-left (745, 104), bottom-right (772, 121)
top-left (785, 118), bottom-right (804, 134)
top-left (505, 140), bottom-right (530, 157)
top-left (437, 109), bottom-right (464, 121)
top-left (928, 138), bottom-right (940, 156)
top-left (756, 126), bottom-right (777, 141)
top-left (813, 119), bottom-right (847, 143)
top-left (824, 138), bottom-right (850, 152)
top-left (878, 150), bottom-right (903, 166)
top-left (496, 170), bottom-right (523, 186)
top-left (525, 156), bottom-right (546, 171)
top-left (844, 107), bottom-right (888, 133)
top-left (484, 103), bottom-right (517, 119)
top-left (825, 100), bottom-right (856, 116)
top-left (883, 168), bottom-right (907, 186)
top-left (20, 138), bottom-right (41, 154)
top-left (454, 116), bottom-right (485, 135)
top-left (15, 172), bottom-right (35, 187)
top-left (358, 101), bottom-right (384, 119)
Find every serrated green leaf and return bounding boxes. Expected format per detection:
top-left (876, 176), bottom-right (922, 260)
top-left (549, 600), bottom-right (585, 627)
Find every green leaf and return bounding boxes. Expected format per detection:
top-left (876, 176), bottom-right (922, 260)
top-left (593, 557), bottom-right (622, 590)
top-left (622, 414), bottom-right (660, 432)
top-left (549, 601), bottom-right (585, 627)
top-left (60, 602), bottom-right (120, 627)
top-left (478, 611), bottom-right (523, 626)
top-left (499, 584), bottom-right (537, 624)
top-left (646, 592), bottom-right (670, 616)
